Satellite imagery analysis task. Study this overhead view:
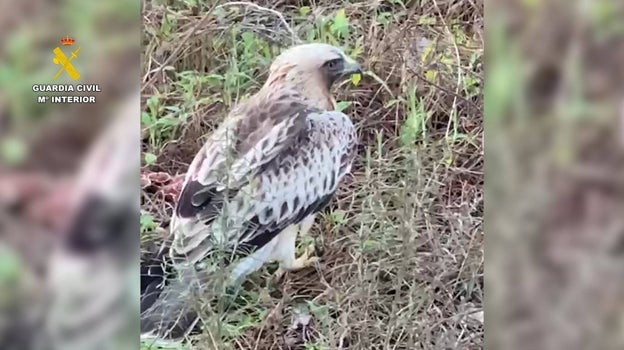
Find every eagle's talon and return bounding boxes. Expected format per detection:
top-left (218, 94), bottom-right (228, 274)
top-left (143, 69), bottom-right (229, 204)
top-left (302, 256), bottom-right (321, 266)
top-left (303, 243), bottom-right (316, 257)
top-left (273, 245), bottom-right (321, 283)
top-left (292, 247), bottom-right (321, 270)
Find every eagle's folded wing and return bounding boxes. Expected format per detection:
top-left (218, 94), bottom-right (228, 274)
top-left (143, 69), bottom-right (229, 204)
top-left (171, 105), bottom-right (356, 266)
top-left (234, 110), bottom-right (357, 249)
top-left (171, 92), bottom-right (310, 261)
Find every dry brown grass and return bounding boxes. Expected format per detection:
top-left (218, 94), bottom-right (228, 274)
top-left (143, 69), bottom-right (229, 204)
top-left (141, 0), bottom-right (483, 348)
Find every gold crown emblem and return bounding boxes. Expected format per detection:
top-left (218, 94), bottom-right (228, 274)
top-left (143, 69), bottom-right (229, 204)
top-left (60, 36), bottom-right (75, 46)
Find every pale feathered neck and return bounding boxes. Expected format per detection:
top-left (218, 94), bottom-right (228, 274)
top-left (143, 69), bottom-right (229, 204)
top-left (262, 64), bottom-right (336, 111)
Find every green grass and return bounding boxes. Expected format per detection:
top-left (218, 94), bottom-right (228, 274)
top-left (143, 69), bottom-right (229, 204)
top-left (141, 0), bottom-right (483, 348)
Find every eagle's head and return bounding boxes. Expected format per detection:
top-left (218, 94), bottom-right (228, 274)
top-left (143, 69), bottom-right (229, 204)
top-left (264, 43), bottom-right (362, 109)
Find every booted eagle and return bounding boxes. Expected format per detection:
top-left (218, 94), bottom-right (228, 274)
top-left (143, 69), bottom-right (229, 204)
top-left (141, 43), bottom-right (361, 340)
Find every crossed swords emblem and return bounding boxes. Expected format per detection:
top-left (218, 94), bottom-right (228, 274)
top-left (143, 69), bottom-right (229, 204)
top-left (52, 46), bottom-right (81, 80)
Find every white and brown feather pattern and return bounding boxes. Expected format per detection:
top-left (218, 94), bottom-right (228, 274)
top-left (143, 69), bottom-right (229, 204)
top-left (170, 91), bottom-right (356, 266)
top-left (238, 111), bottom-right (356, 244)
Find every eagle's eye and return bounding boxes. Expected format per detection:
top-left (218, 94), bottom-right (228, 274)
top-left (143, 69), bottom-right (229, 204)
top-left (324, 59), bottom-right (341, 69)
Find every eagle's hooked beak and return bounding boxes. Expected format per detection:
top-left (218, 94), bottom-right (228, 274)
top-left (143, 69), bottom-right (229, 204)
top-left (342, 56), bottom-right (362, 76)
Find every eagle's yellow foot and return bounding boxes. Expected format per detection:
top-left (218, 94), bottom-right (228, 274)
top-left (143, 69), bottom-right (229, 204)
top-left (273, 244), bottom-right (320, 281)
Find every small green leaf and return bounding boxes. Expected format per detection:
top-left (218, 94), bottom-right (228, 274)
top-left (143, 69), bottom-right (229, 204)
top-left (425, 70), bottom-right (437, 83)
top-left (330, 9), bottom-right (349, 38)
top-left (350, 73), bottom-right (361, 86)
top-left (299, 6), bottom-right (311, 16)
top-left (335, 101), bottom-right (352, 112)
top-left (376, 12), bottom-right (392, 26)
top-left (140, 213), bottom-right (157, 234)
top-left (330, 209), bottom-right (346, 224)
top-left (141, 112), bottom-right (152, 125)
top-left (464, 75), bottom-right (477, 87)
top-left (144, 152), bottom-right (157, 165)
top-left (241, 31), bottom-right (254, 47)
top-left (147, 96), bottom-right (160, 116)
top-left (441, 56), bottom-right (455, 68)
top-left (420, 41), bottom-right (435, 65)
